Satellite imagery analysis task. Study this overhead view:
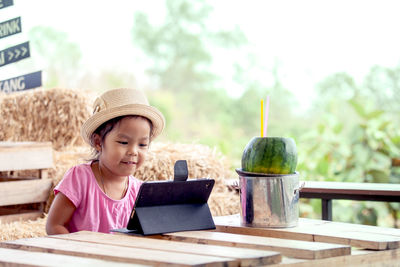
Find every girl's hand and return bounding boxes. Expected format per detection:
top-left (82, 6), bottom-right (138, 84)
top-left (46, 192), bottom-right (76, 235)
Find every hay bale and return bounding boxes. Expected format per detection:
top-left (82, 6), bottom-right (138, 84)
top-left (45, 142), bottom-right (240, 216)
top-left (0, 88), bottom-right (92, 150)
top-left (0, 216), bottom-right (47, 241)
top-left (0, 142), bottom-right (239, 241)
top-left (134, 142), bottom-right (240, 216)
top-left (2, 144), bottom-right (239, 218)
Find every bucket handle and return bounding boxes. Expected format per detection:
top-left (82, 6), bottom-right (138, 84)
top-left (290, 181), bottom-right (305, 205)
top-left (294, 181), bottom-right (305, 195)
top-left (228, 179), bottom-right (240, 192)
top-left (229, 180), bottom-right (305, 195)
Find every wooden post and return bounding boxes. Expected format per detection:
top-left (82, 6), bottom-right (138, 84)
top-left (322, 199), bottom-right (332, 221)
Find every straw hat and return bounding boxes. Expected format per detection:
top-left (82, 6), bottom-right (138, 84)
top-left (81, 88), bottom-right (165, 145)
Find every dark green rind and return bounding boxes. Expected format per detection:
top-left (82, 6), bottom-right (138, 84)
top-left (241, 137), bottom-right (298, 174)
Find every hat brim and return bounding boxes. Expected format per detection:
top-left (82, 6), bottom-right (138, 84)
top-left (81, 104), bottom-right (165, 145)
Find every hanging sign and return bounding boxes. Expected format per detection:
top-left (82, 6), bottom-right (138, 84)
top-left (0, 0), bottom-right (13, 9)
top-left (0, 71), bottom-right (42, 93)
top-left (0, 17), bottom-right (21, 39)
top-left (0, 41), bottom-right (30, 67)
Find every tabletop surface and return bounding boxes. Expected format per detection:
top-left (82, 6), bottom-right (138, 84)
top-left (1, 215), bottom-right (400, 266)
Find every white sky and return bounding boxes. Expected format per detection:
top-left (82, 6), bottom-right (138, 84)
top-left (1, 0), bottom-right (400, 109)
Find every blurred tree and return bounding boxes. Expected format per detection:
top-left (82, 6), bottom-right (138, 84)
top-left (315, 72), bottom-right (358, 104)
top-left (298, 67), bottom-right (400, 227)
top-left (131, 0), bottom-right (253, 163)
top-left (343, 99), bottom-right (399, 183)
top-left (28, 26), bottom-right (82, 88)
top-left (78, 70), bottom-right (138, 92)
top-left (132, 0), bottom-right (246, 93)
top-left (303, 71), bottom-right (400, 184)
top-left (314, 66), bottom-right (400, 119)
top-left (298, 96), bottom-right (400, 226)
top-left (364, 65), bottom-right (400, 113)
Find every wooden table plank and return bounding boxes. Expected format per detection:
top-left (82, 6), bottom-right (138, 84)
top-left (0, 247), bottom-right (145, 267)
top-left (50, 231), bottom-right (281, 266)
top-left (158, 230), bottom-right (350, 260)
top-left (214, 215), bottom-right (400, 250)
top-left (299, 218), bottom-right (400, 239)
top-left (0, 237), bottom-right (238, 267)
top-left (268, 247), bottom-right (400, 267)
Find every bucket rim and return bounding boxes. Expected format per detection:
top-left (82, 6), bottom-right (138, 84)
top-left (236, 168), bottom-right (299, 177)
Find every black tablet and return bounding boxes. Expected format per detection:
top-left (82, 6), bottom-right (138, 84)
top-left (112, 178), bottom-right (215, 235)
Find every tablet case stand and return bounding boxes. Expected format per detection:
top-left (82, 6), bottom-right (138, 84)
top-left (112, 160), bottom-right (216, 235)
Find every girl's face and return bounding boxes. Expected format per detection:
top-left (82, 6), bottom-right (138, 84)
top-left (96, 116), bottom-right (151, 179)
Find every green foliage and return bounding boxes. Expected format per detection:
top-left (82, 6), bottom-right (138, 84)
top-left (364, 65), bottom-right (400, 112)
top-left (316, 72), bottom-right (358, 103)
top-left (131, 0), bottom-right (246, 92)
top-left (299, 73), bottom-right (400, 226)
top-left (302, 71), bottom-right (400, 182)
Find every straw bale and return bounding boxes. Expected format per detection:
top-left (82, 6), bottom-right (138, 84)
top-left (44, 142), bottom-right (240, 216)
top-left (0, 216), bottom-right (46, 241)
top-left (0, 88), bottom-right (92, 150)
top-left (0, 142), bottom-right (239, 241)
top-left (134, 142), bottom-right (240, 216)
top-left (2, 143), bottom-right (239, 218)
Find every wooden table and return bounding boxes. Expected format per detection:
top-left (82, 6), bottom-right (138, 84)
top-left (1, 215), bottom-right (400, 266)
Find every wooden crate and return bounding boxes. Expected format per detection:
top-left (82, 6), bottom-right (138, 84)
top-left (0, 142), bottom-right (53, 223)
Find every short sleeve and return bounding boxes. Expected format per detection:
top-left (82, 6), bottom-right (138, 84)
top-left (54, 165), bottom-right (90, 208)
top-left (130, 177), bottom-right (143, 198)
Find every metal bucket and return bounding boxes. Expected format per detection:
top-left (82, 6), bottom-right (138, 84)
top-left (236, 169), bottom-right (300, 228)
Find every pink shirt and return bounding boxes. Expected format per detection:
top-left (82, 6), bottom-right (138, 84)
top-left (54, 162), bottom-right (142, 233)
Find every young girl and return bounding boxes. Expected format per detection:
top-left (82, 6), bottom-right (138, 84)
top-left (46, 88), bottom-right (165, 234)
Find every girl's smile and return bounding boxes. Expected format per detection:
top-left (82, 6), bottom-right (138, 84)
top-left (96, 116), bottom-right (151, 180)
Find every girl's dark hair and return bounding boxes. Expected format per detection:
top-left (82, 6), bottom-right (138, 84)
top-left (88, 115), bottom-right (153, 161)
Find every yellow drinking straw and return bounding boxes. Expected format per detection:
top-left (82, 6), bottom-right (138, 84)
top-left (261, 99), bottom-right (264, 137)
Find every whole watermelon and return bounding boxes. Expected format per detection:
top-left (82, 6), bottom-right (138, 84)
top-left (241, 137), bottom-right (297, 174)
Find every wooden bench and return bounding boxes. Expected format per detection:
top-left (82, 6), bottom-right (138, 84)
top-left (0, 141), bottom-right (54, 223)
